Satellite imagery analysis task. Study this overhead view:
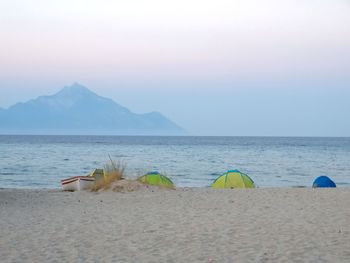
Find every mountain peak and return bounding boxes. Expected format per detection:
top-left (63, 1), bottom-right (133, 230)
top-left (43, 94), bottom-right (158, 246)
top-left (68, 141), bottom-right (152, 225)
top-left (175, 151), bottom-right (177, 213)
top-left (57, 83), bottom-right (95, 96)
top-left (0, 83), bottom-right (186, 135)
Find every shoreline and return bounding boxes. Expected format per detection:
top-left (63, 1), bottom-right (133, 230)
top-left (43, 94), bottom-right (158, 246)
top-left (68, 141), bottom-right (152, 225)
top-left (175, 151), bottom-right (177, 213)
top-left (0, 184), bottom-right (344, 191)
top-left (1, 188), bottom-right (349, 262)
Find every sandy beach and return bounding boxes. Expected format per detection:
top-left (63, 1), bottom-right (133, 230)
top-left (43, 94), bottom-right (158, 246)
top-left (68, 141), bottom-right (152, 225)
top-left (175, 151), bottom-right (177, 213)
top-left (1, 188), bottom-right (349, 262)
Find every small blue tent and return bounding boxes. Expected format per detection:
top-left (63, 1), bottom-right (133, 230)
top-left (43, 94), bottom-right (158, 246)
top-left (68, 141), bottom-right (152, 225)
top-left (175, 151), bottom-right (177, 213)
top-left (312, 176), bottom-right (336, 188)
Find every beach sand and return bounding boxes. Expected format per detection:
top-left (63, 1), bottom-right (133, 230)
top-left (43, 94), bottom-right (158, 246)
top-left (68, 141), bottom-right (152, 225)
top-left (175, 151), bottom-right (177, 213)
top-left (1, 188), bottom-right (349, 262)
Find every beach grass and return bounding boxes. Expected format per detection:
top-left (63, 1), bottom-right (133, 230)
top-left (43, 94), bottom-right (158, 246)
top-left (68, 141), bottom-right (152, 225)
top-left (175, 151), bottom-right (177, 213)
top-left (90, 157), bottom-right (125, 191)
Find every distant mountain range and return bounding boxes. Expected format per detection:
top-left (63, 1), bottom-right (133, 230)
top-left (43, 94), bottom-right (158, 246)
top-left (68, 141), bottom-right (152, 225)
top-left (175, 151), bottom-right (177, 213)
top-left (0, 83), bottom-right (185, 135)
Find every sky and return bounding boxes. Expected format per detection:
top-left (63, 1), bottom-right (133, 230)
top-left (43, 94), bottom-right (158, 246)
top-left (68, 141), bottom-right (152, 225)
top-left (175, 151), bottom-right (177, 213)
top-left (0, 0), bottom-right (350, 136)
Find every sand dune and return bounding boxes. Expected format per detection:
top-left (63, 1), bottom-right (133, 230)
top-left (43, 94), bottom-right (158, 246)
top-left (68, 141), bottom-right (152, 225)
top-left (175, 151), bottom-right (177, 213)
top-left (1, 188), bottom-right (349, 262)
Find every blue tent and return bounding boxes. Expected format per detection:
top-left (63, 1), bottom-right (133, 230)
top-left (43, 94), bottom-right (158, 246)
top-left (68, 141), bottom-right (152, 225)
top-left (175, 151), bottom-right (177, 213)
top-left (312, 176), bottom-right (336, 188)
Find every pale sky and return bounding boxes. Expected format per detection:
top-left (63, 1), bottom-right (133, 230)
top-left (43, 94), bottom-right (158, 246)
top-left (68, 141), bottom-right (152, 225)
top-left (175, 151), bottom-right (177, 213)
top-left (0, 0), bottom-right (350, 136)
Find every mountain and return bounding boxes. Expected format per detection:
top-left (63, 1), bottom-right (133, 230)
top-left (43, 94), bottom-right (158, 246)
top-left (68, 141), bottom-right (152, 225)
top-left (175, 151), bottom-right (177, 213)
top-left (0, 83), bottom-right (185, 135)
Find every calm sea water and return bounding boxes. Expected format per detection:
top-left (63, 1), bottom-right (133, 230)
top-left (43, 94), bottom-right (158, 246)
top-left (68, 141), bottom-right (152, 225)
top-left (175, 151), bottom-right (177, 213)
top-left (0, 135), bottom-right (349, 189)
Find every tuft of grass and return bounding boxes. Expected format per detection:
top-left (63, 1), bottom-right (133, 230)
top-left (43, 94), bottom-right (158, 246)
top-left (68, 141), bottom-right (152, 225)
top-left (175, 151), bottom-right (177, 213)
top-left (90, 156), bottom-right (126, 191)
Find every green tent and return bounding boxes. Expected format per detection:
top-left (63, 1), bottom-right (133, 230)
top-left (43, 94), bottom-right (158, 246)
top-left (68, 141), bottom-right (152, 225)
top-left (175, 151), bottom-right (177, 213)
top-left (212, 170), bottom-right (255, 189)
top-left (138, 172), bottom-right (175, 189)
top-left (88, 169), bottom-right (106, 182)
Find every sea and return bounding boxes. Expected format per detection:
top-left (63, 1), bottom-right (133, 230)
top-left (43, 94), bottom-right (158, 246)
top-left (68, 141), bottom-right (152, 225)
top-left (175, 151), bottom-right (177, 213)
top-left (0, 135), bottom-right (349, 189)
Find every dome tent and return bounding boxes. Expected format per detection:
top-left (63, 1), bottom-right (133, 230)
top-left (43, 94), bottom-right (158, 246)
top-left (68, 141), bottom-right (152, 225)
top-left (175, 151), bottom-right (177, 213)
top-left (312, 176), bottom-right (336, 188)
top-left (212, 169), bottom-right (255, 189)
top-left (138, 171), bottom-right (175, 189)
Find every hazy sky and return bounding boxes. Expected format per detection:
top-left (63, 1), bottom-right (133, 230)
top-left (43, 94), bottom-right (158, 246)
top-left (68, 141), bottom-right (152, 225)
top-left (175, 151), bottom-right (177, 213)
top-left (0, 0), bottom-right (349, 136)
